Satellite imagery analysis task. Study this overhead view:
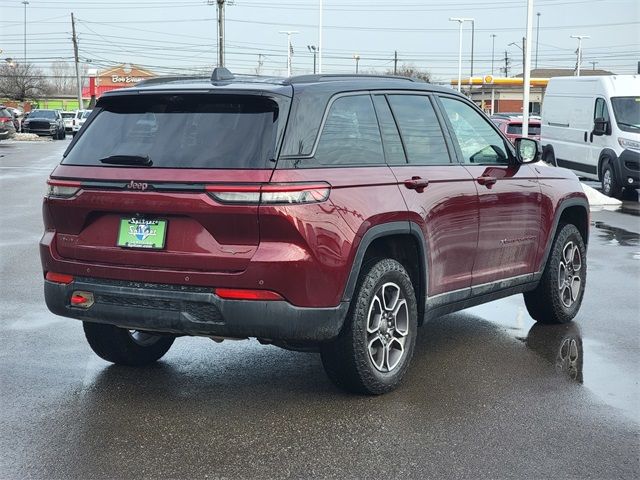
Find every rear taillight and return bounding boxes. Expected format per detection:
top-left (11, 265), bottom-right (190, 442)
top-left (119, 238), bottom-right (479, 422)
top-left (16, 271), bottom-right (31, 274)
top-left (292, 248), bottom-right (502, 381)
top-left (0, 117), bottom-right (11, 123)
top-left (46, 179), bottom-right (81, 199)
top-left (205, 182), bottom-right (330, 205)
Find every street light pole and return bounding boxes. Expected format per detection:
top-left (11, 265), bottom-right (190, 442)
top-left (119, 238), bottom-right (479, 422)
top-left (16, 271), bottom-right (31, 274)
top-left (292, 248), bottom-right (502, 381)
top-left (449, 17), bottom-right (473, 92)
top-left (279, 31), bottom-right (299, 77)
top-left (353, 54), bottom-right (360, 74)
top-left (308, 45), bottom-right (317, 74)
top-left (470, 20), bottom-right (475, 78)
top-left (570, 35), bottom-right (590, 76)
top-left (22, 1), bottom-right (29, 63)
top-left (522, 0), bottom-right (534, 138)
top-left (535, 12), bottom-right (541, 69)
top-left (318, 0), bottom-right (323, 73)
top-left (491, 34), bottom-right (497, 75)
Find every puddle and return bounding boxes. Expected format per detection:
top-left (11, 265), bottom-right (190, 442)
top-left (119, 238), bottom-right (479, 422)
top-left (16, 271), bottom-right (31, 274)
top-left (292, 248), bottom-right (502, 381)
top-left (591, 221), bottom-right (640, 247)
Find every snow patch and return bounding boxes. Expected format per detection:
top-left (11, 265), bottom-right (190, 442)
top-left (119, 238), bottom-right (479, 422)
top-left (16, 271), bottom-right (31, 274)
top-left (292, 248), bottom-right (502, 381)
top-left (581, 183), bottom-right (622, 206)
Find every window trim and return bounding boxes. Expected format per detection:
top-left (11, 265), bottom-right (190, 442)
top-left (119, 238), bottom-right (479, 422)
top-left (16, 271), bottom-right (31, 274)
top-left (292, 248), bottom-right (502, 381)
top-left (371, 94), bottom-right (408, 165)
top-left (434, 94), bottom-right (517, 166)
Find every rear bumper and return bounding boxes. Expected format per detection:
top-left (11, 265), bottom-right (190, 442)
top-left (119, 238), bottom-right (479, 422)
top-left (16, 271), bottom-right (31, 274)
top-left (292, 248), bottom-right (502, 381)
top-left (44, 277), bottom-right (348, 342)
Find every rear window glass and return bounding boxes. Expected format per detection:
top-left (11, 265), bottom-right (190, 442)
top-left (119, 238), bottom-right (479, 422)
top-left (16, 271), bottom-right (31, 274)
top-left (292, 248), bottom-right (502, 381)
top-left (506, 123), bottom-right (541, 135)
top-left (81, 110), bottom-right (92, 119)
top-left (61, 112), bottom-right (75, 119)
top-left (0, 109), bottom-right (11, 118)
top-left (63, 95), bottom-right (281, 169)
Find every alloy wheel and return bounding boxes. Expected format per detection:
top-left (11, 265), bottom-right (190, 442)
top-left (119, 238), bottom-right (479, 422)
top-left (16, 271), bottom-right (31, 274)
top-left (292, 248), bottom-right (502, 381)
top-left (557, 241), bottom-right (582, 308)
top-left (366, 282), bottom-right (410, 372)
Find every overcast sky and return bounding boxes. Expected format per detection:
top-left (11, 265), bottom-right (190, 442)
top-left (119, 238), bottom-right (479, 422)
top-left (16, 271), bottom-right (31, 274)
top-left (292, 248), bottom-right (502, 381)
top-left (1, 0), bottom-right (638, 82)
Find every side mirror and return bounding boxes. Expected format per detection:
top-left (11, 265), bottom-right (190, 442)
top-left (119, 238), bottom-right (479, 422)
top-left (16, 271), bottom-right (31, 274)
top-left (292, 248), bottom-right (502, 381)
top-left (593, 117), bottom-right (610, 136)
top-left (514, 137), bottom-right (541, 164)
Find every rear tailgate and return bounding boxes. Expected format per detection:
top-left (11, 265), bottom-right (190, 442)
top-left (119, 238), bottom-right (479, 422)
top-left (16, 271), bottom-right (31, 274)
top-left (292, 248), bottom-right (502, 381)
top-left (44, 91), bottom-right (290, 274)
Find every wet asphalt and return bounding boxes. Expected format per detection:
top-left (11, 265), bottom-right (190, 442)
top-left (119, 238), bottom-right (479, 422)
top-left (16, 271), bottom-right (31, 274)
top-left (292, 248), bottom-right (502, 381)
top-left (1, 139), bottom-right (639, 479)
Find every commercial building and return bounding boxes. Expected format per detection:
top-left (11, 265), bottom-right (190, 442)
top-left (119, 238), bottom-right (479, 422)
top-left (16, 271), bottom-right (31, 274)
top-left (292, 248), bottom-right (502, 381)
top-left (82, 64), bottom-right (156, 100)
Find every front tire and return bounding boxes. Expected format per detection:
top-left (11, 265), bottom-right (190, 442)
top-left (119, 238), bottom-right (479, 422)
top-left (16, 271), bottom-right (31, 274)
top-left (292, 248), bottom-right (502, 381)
top-left (601, 161), bottom-right (622, 198)
top-left (321, 259), bottom-right (418, 395)
top-left (83, 322), bottom-right (175, 366)
top-left (524, 223), bottom-right (586, 324)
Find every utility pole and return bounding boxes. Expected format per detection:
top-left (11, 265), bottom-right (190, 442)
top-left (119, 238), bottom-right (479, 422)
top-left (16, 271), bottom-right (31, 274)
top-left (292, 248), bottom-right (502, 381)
top-left (503, 50), bottom-right (510, 77)
top-left (22, 1), bottom-right (29, 63)
top-left (256, 54), bottom-right (264, 75)
top-left (535, 12), bottom-right (541, 69)
top-left (279, 31), bottom-right (299, 77)
top-left (71, 13), bottom-right (83, 110)
top-left (308, 45), bottom-right (317, 74)
top-left (353, 54), bottom-right (360, 74)
top-left (393, 50), bottom-right (398, 75)
top-left (570, 35), bottom-right (590, 76)
top-left (590, 61), bottom-right (598, 71)
top-left (522, 37), bottom-right (526, 75)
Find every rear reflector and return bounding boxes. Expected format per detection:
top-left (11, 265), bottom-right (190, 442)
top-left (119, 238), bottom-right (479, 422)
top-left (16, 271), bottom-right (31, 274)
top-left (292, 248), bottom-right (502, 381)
top-left (206, 182), bottom-right (330, 205)
top-left (46, 272), bottom-right (74, 284)
top-left (214, 288), bottom-right (283, 301)
top-left (46, 179), bottom-right (81, 199)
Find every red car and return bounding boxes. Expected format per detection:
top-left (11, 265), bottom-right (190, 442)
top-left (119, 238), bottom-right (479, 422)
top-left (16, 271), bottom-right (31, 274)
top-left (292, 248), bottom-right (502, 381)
top-left (41, 70), bottom-right (589, 394)
top-left (491, 115), bottom-right (541, 143)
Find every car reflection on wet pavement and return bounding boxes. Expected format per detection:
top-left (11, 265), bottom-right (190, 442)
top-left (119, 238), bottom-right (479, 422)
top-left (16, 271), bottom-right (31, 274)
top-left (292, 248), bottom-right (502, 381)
top-left (1, 141), bottom-right (639, 479)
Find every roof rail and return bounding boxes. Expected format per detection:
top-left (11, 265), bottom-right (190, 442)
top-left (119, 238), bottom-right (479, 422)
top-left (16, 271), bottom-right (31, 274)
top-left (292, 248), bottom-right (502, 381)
top-left (135, 75), bottom-right (209, 87)
top-left (285, 74), bottom-right (417, 85)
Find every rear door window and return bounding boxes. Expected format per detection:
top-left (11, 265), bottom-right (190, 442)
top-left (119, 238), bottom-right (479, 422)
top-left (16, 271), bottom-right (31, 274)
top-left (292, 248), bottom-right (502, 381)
top-left (387, 95), bottom-right (450, 165)
top-left (313, 94), bottom-right (384, 166)
top-left (63, 95), bottom-right (284, 169)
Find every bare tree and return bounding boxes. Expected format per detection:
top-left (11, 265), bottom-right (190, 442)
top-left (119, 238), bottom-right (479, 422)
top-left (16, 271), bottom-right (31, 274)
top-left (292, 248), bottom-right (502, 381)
top-left (0, 63), bottom-right (50, 101)
top-left (49, 60), bottom-right (75, 94)
top-left (386, 64), bottom-right (432, 83)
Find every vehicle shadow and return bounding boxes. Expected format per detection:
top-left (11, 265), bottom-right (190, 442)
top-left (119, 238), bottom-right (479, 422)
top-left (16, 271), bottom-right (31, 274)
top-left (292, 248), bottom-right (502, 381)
top-left (15, 313), bottom-right (598, 479)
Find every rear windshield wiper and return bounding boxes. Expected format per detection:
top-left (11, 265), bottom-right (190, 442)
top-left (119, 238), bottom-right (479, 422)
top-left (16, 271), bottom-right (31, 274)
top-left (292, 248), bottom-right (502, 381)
top-left (99, 155), bottom-right (152, 166)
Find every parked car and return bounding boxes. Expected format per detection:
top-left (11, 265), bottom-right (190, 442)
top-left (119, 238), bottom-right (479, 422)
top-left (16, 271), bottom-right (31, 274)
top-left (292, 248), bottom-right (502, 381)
top-left (491, 112), bottom-right (541, 120)
top-left (42, 69), bottom-right (589, 394)
top-left (541, 75), bottom-right (640, 198)
top-left (0, 106), bottom-right (17, 141)
top-left (22, 109), bottom-right (66, 139)
top-left (491, 116), bottom-right (541, 143)
top-left (61, 111), bottom-right (77, 133)
top-left (4, 106), bottom-right (23, 132)
top-left (71, 109), bottom-right (92, 136)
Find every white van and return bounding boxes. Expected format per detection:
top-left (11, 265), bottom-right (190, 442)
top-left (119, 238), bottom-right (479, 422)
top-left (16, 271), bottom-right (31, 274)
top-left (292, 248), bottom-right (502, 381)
top-left (541, 75), bottom-right (639, 198)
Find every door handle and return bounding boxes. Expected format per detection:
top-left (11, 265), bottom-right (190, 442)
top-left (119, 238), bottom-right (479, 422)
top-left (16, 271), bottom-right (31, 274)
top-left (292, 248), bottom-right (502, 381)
top-left (404, 176), bottom-right (430, 192)
top-left (584, 131), bottom-right (588, 142)
top-left (590, 132), bottom-right (594, 142)
top-left (476, 175), bottom-right (497, 187)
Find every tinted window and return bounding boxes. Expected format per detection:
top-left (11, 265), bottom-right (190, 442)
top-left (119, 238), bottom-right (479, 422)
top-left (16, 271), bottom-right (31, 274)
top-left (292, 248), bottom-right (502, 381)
top-left (63, 95), bottom-right (281, 169)
top-left (387, 95), bottom-right (450, 165)
top-left (313, 95), bottom-right (384, 165)
top-left (372, 95), bottom-right (406, 164)
top-left (440, 97), bottom-right (509, 165)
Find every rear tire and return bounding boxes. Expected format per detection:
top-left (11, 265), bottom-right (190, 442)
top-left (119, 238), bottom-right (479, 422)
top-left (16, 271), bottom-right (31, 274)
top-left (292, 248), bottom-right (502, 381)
top-left (601, 161), bottom-right (622, 198)
top-left (524, 223), bottom-right (586, 324)
top-left (321, 259), bottom-right (418, 395)
top-left (83, 322), bottom-right (175, 366)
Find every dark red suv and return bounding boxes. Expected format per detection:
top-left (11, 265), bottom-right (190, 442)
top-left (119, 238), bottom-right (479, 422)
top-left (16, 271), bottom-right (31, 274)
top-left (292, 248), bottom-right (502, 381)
top-left (41, 70), bottom-right (589, 394)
